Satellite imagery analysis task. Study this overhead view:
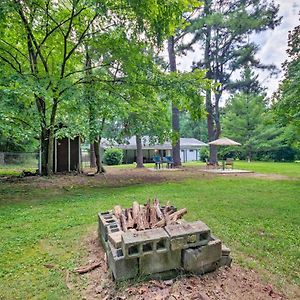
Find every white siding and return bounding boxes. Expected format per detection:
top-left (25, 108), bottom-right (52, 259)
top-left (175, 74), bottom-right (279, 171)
top-left (180, 149), bottom-right (198, 162)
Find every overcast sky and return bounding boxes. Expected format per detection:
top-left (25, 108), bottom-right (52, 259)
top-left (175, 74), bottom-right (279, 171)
top-left (256, 0), bottom-right (299, 96)
top-left (176, 0), bottom-right (300, 98)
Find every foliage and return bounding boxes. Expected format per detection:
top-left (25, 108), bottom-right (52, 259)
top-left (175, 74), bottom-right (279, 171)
top-left (0, 0), bottom-right (200, 174)
top-left (199, 147), bottom-right (209, 162)
top-left (222, 93), bottom-right (297, 161)
top-left (222, 92), bottom-right (266, 160)
top-left (104, 148), bottom-right (123, 165)
top-left (180, 112), bottom-right (208, 142)
top-left (274, 17), bottom-right (300, 146)
top-left (180, 0), bottom-right (281, 162)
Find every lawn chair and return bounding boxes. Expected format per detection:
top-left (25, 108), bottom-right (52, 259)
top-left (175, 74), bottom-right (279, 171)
top-left (163, 156), bottom-right (174, 169)
top-left (205, 158), bottom-right (218, 169)
top-left (225, 158), bottom-right (234, 169)
top-left (152, 156), bottom-right (162, 169)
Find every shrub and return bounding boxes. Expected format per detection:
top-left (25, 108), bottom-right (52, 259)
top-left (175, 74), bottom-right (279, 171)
top-left (200, 147), bottom-right (209, 162)
top-left (104, 148), bottom-right (123, 165)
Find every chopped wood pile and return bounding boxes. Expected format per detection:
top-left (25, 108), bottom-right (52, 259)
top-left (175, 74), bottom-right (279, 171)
top-left (113, 199), bottom-right (187, 231)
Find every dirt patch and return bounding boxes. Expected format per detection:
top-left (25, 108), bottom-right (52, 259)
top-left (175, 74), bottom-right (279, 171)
top-left (0, 166), bottom-right (212, 190)
top-left (0, 165), bottom-right (294, 191)
top-left (77, 231), bottom-right (295, 300)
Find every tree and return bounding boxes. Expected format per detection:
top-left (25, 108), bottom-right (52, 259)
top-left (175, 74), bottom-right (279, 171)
top-left (0, 0), bottom-right (198, 175)
top-left (168, 36), bottom-right (182, 166)
top-left (183, 0), bottom-right (281, 163)
top-left (180, 112), bottom-right (208, 142)
top-left (222, 93), bottom-right (297, 161)
top-left (222, 92), bottom-right (266, 161)
top-left (274, 15), bottom-right (300, 138)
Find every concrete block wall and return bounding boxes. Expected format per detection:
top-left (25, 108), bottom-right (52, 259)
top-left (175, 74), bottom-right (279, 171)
top-left (98, 210), bottom-right (232, 281)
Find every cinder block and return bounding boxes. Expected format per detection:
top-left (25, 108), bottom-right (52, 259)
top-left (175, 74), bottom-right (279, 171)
top-left (107, 242), bottom-right (139, 281)
top-left (183, 239), bottom-right (222, 274)
top-left (219, 255), bottom-right (232, 267)
top-left (170, 237), bottom-right (186, 251)
top-left (122, 228), bottom-right (169, 258)
top-left (108, 231), bottom-right (123, 248)
top-left (165, 221), bottom-right (211, 249)
top-left (139, 249), bottom-right (181, 275)
top-left (98, 212), bottom-right (120, 242)
top-left (221, 244), bottom-right (231, 256)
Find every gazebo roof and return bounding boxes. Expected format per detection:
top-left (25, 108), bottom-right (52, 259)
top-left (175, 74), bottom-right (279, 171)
top-left (208, 137), bottom-right (241, 146)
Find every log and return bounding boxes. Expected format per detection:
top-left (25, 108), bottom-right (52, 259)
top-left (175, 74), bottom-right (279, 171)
top-left (138, 205), bottom-right (149, 230)
top-left (132, 201), bottom-right (140, 225)
top-left (126, 208), bottom-right (134, 228)
top-left (153, 218), bottom-right (166, 228)
top-left (120, 213), bottom-right (128, 231)
top-left (145, 199), bottom-right (151, 223)
top-left (154, 198), bottom-right (163, 220)
top-left (74, 261), bottom-right (101, 274)
top-left (136, 213), bottom-right (145, 231)
top-left (114, 205), bottom-right (122, 218)
top-left (149, 206), bottom-right (157, 228)
top-left (163, 202), bottom-right (172, 216)
top-left (153, 208), bottom-right (187, 228)
top-left (168, 208), bottom-right (187, 222)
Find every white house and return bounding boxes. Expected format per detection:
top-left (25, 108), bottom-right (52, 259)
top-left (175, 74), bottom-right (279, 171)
top-left (100, 136), bottom-right (208, 163)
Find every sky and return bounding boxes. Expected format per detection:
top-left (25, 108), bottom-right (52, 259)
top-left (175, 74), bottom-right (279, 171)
top-left (176, 0), bottom-right (300, 98)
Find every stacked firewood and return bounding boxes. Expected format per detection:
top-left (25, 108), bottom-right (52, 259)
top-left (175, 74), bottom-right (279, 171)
top-left (113, 199), bottom-right (187, 231)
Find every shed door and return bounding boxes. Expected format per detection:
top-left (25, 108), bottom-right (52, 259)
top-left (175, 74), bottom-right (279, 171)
top-left (70, 137), bottom-right (79, 171)
top-left (57, 138), bottom-right (68, 172)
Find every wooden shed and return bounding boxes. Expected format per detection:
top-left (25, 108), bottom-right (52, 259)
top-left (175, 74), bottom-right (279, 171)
top-left (53, 136), bottom-right (81, 173)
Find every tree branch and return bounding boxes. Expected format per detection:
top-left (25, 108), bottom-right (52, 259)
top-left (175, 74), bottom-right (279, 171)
top-left (0, 39), bottom-right (28, 60)
top-left (0, 54), bottom-right (22, 74)
top-left (64, 63), bottom-right (111, 78)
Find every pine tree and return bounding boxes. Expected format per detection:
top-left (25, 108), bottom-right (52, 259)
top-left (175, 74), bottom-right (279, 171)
top-left (182, 0), bottom-right (281, 163)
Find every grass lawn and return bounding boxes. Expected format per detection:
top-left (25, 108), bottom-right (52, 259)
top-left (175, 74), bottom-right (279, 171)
top-left (234, 161), bottom-right (300, 178)
top-left (1, 160), bottom-right (299, 178)
top-left (0, 172), bottom-right (299, 299)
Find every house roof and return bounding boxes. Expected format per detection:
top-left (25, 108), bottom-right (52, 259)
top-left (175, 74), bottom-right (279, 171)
top-left (101, 136), bottom-right (208, 150)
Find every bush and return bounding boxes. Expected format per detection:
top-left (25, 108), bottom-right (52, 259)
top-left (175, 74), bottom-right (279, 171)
top-left (104, 148), bottom-right (123, 165)
top-left (200, 147), bottom-right (209, 162)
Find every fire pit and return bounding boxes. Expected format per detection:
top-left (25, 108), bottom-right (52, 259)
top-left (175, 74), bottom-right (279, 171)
top-left (98, 199), bottom-right (232, 281)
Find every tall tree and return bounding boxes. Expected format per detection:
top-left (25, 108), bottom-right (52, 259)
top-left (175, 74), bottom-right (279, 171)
top-left (274, 15), bottom-right (300, 138)
top-left (222, 92), bottom-right (266, 161)
top-left (168, 36), bottom-right (181, 166)
top-left (183, 0), bottom-right (281, 163)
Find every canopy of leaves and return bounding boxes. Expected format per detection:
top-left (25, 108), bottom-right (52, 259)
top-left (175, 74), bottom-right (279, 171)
top-left (222, 93), bottom-right (297, 161)
top-left (274, 18), bottom-right (300, 135)
top-left (0, 0), bottom-right (204, 149)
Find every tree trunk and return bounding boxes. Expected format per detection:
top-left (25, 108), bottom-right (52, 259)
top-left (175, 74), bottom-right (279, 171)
top-left (90, 143), bottom-right (96, 168)
top-left (204, 0), bottom-right (218, 164)
top-left (39, 127), bottom-right (48, 175)
top-left (94, 137), bottom-right (105, 173)
top-left (46, 127), bottom-right (54, 175)
top-left (172, 104), bottom-right (181, 166)
top-left (46, 99), bottom-right (58, 175)
top-left (207, 103), bottom-right (217, 164)
top-left (136, 135), bottom-right (144, 168)
top-left (168, 36), bottom-right (181, 167)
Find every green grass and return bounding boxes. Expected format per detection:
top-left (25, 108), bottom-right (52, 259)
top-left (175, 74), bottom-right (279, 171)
top-left (0, 175), bottom-right (299, 299)
top-left (181, 160), bottom-right (300, 178)
top-left (234, 161), bottom-right (300, 178)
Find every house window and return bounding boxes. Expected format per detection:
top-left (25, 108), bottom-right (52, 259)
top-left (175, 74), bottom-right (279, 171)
top-left (189, 149), bottom-right (194, 152)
